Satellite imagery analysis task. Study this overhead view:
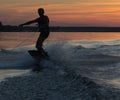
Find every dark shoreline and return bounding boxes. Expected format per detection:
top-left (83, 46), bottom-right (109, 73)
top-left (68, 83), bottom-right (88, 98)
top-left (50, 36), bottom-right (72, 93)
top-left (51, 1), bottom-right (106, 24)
top-left (1, 26), bottom-right (120, 32)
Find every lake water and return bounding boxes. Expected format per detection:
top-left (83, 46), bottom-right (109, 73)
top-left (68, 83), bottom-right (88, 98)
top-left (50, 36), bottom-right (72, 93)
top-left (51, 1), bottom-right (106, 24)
top-left (0, 32), bottom-right (120, 88)
top-left (0, 32), bottom-right (120, 48)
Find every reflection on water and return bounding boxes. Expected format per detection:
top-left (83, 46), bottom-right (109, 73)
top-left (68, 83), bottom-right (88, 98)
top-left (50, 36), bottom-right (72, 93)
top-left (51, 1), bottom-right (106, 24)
top-left (0, 70), bottom-right (29, 82)
top-left (0, 32), bottom-right (120, 49)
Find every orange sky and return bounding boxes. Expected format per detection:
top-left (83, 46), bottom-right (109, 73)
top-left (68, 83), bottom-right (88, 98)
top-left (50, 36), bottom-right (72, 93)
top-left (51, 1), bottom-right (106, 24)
top-left (0, 1), bottom-right (120, 26)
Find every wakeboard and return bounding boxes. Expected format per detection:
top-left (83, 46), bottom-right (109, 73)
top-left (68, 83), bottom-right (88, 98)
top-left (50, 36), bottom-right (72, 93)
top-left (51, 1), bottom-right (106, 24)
top-left (28, 50), bottom-right (49, 72)
top-left (28, 50), bottom-right (49, 61)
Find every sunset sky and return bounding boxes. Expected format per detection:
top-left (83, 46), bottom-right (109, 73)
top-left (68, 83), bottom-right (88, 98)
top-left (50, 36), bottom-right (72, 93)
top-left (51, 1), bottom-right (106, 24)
top-left (0, 0), bottom-right (120, 26)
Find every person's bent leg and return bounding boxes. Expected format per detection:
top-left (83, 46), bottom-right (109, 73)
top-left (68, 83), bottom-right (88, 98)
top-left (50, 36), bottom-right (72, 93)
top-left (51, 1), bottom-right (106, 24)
top-left (36, 36), bottom-right (46, 51)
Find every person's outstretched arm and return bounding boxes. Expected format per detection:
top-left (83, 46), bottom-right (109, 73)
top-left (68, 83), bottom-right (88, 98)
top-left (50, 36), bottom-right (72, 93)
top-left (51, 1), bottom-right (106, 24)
top-left (19, 19), bottom-right (38, 27)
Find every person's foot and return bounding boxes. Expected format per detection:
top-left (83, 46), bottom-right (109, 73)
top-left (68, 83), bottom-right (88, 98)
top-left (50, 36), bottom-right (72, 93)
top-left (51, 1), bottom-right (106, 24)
top-left (38, 49), bottom-right (43, 53)
top-left (37, 48), bottom-right (49, 58)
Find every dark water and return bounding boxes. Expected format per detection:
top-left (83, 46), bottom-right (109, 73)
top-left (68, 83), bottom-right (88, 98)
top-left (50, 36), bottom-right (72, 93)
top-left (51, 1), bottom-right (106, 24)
top-left (0, 32), bottom-right (120, 99)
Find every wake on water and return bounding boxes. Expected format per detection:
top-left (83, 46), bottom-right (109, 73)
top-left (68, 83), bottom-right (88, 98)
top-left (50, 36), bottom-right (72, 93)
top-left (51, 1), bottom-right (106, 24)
top-left (0, 40), bottom-right (120, 99)
top-left (0, 40), bottom-right (120, 82)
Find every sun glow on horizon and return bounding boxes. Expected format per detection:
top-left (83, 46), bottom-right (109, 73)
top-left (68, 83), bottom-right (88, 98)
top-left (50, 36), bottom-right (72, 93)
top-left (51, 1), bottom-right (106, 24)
top-left (0, 1), bottom-right (120, 26)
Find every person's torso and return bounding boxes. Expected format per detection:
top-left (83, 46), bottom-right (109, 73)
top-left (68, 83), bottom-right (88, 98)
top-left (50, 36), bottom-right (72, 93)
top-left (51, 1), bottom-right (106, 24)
top-left (37, 15), bottom-right (49, 31)
top-left (37, 15), bottom-right (49, 37)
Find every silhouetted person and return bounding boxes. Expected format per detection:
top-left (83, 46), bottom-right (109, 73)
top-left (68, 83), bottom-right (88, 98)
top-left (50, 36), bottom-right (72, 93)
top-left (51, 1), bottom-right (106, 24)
top-left (0, 22), bottom-right (3, 31)
top-left (0, 22), bottom-right (2, 27)
top-left (19, 8), bottom-right (49, 53)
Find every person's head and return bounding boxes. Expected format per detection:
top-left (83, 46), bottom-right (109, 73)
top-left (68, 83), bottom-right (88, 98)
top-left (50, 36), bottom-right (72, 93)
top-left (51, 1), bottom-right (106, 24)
top-left (38, 8), bottom-right (44, 16)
